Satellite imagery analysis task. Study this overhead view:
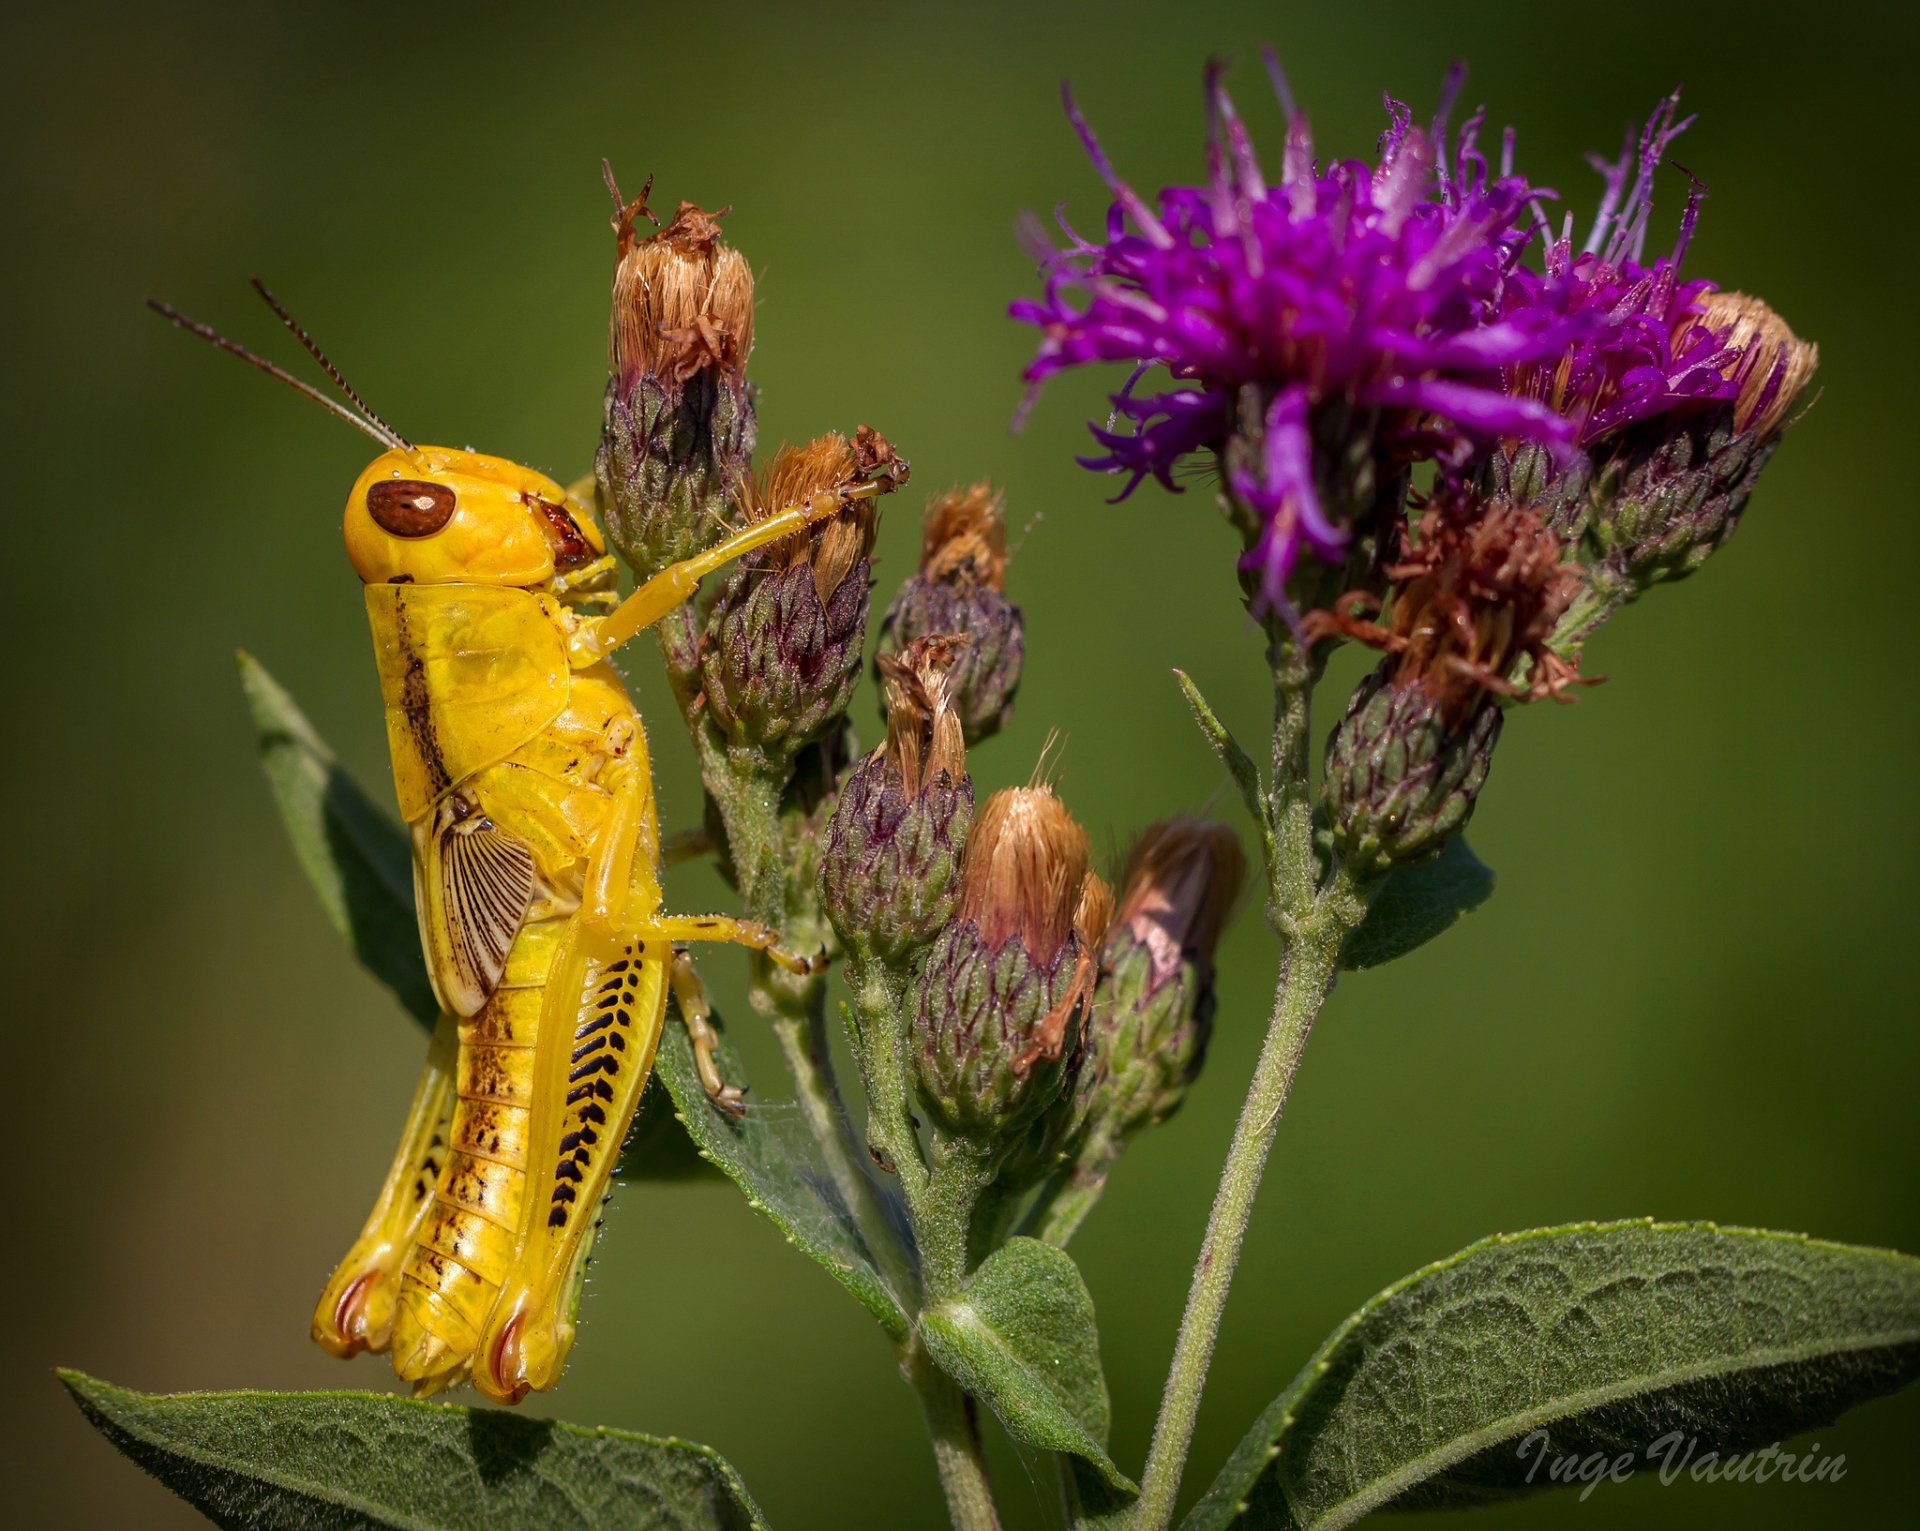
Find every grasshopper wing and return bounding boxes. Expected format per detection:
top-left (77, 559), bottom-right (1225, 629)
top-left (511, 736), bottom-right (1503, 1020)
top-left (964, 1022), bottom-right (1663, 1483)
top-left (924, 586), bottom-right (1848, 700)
top-left (413, 796), bottom-right (539, 1016)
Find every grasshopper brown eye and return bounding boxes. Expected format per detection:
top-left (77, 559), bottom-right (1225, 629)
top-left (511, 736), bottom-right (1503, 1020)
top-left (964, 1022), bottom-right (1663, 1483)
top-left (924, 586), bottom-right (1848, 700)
top-left (367, 478), bottom-right (456, 537)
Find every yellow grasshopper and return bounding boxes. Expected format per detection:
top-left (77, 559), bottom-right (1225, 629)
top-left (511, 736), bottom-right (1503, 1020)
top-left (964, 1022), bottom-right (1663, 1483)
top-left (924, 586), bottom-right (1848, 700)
top-left (153, 282), bottom-right (900, 1403)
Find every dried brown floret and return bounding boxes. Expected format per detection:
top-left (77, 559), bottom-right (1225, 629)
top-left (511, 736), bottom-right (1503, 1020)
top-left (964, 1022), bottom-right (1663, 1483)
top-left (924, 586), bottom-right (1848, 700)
top-left (609, 191), bottom-right (754, 388)
top-left (1308, 498), bottom-right (1588, 723)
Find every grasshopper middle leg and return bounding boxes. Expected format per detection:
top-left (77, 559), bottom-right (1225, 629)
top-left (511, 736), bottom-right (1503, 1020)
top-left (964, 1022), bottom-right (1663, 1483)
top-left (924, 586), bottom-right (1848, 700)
top-left (667, 948), bottom-right (742, 1114)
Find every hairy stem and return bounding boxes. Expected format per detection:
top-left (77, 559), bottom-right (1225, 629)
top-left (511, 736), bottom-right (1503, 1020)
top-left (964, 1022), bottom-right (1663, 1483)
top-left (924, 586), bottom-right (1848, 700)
top-left (1132, 878), bottom-right (1359, 1528)
top-left (918, 1139), bottom-right (994, 1295)
top-left (852, 958), bottom-right (1005, 1531)
top-left (1024, 1149), bottom-right (1115, 1249)
top-left (760, 974), bottom-right (915, 1281)
top-left (705, 740), bottom-right (920, 1304)
top-left (907, 1342), bottom-right (1004, 1531)
top-left (1132, 637), bottom-right (1356, 1529)
top-left (1265, 634), bottom-right (1323, 924)
top-left (849, 959), bottom-right (931, 1206)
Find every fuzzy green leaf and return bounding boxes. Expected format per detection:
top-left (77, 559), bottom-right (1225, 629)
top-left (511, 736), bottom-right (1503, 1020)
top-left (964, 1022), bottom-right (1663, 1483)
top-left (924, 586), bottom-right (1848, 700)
top-left (1184, 1220), bottom-right (1920, 1531)
top-left (619, 1073), bottom-right (720, 1182)
top-left (921, 1237), bottom-right (1134, 1495)
top-left (240, 650), bottom-right (436, 1028)
top-left (1173, 669), bottom-right (1276, 874)
top-left (1338, 836), bottom-right (1493, 970)
top-left (654, 1019), bottom-right (911, 1339)
top-left (240, 651), bottom-right (711, 1181)
top-left (1061, 1455), bottom-right (1141, 1531)
top-left (59, 1370), bottom-right (765, 1530)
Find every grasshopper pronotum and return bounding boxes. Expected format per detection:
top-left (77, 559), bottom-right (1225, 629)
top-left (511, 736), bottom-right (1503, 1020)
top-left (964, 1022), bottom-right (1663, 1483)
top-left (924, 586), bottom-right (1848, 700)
top-left (152, 282), bottom-right (896, 1403)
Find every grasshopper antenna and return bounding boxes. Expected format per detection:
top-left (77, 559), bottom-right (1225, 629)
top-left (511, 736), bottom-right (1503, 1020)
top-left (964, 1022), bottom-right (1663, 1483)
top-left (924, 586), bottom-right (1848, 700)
top-left (146, 297), bottom-right (410, 452)
top-left (248, 279), bottom-right (412, 451)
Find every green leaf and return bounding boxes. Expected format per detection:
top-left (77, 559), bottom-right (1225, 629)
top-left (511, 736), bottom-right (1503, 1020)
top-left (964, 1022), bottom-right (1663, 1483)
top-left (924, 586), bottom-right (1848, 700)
top-left (240, 651), bottom-right (712, 1183)
top-left (59, 1370), bottom-right (765, 1530)
top-left (240, 650), bottom-right (435, 1029)
top-left (1184, 1220), bottom-right (1920, 1531)
top-left (1061, 1456), bottom-right (1141, 1531)
top-left (653, 1019), bottom-right (911, 1339)
top-left (618, 1074), bottom-right (720, 1182)
top-left (1338, 836), bottom-right (1493, 970)
top-left (921, 1237), bottom-right (1134, 1495)
top-left (1173, 670), bottom-right (1276, 874)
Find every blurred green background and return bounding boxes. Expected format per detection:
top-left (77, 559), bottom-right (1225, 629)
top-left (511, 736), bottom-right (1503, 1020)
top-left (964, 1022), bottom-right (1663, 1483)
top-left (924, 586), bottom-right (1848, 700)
top-left (7, 1), bottom-right (1916, 1526)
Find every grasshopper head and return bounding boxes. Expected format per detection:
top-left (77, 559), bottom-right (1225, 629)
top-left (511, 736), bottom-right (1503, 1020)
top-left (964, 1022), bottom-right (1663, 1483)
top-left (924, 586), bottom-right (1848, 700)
top-left (344, 446), bottom-right (607, 587)
top-left (146, 285), bottom-right (608, 591)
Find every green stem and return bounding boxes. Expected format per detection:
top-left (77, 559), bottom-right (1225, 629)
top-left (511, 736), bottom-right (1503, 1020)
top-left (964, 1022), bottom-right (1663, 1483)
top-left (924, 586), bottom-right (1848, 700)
top-left (1026, 1153), bottom-right (1113, 1248)
top-left (918, 1139), bottom-right (993, 1294)
top-left (1131, 875), bottom-right (1361, 1529)
top-left (759, 976), bottom-right (904, 1263)
top-left (714, 746), bottom-right (789, 922)
top-left (708, 742), bottom-right (920, 1306)
top-left (907, 1341), bottom-right (1004, 1531)
top-left (851, 960), bottom-right (1005, 1531)
top-left (1264, 632), bottom-right (1323, 924)
top-left (849, 960), bottom-right (931, 1206)
top-left (1132, 634), bottom-right (1348, 1530)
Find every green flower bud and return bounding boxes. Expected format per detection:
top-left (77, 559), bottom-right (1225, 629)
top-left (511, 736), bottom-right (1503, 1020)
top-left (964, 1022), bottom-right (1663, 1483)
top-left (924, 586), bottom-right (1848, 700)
top-left (1323, 671), bottom-right (1502, 874)
top-left (1085, 818), bottom-right (1245, 1141)
top-left (700, 430), bottom-right (906, 759)
top-left (1310, 498), bottom-right (1585, 877)
top-left (910, 786), bottom-right (1106, 1146)
top-left (594, 188), bottom-right (756, 582)
top-left (1591, 293), bottom-right (1818, 591)
top-left (819, 638), bottom-right (974, 963)
top-left (878, 486), bottom-right (1023, 742)
top-left (1223, 387), bottom-right (1410, 627)
top-left (1484, 293), bottom-right (1817, 616)
top-left (1482, 437), bottom-right (1595, 543)
top-left (1002, 817), bottom-right (1247, 1202)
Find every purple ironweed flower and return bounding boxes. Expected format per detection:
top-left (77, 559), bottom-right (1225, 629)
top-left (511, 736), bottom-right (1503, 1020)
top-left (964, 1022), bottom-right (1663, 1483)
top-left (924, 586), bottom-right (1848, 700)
top-left (1486, 95), bottom-right (1818, 600)
top-left (1011, 55), bottom-right (1581, 610)
top-left (1496, 94), bottom-right (1746, 447)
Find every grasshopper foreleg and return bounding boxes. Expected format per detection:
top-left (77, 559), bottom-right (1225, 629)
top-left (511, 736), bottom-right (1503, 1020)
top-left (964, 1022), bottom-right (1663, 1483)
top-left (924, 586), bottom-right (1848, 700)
top-left (631, 913), bottom-right (828, 976)
top-left (571, 452), bottom-right (903, 665)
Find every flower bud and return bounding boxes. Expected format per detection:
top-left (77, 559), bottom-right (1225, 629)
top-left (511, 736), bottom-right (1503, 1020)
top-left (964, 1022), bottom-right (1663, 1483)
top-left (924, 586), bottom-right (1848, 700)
top-left (596, 187), bottom-right (757, 581)
top-left (1590, 292), bottom-right (1818, 589)
top-left (699, 428), bottom-right (906, 759)
top-left (1311, 499), bottom-right (1582, 875)
top-left (878, 486), bottom-right (1024, 742)
top-left (1322, 670), bottom-right (1502, 873)
top-left (1703, 291), bottom-right (1821, 443)
top-left (819, 638), bottom-right (974, 962)
top-left (1083, 818), bottom-right (1245, 1142)
top-left (1480, 438), bottom-right (1594, 544)
top-left (910, 785), bottom-right (1105, 1144)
